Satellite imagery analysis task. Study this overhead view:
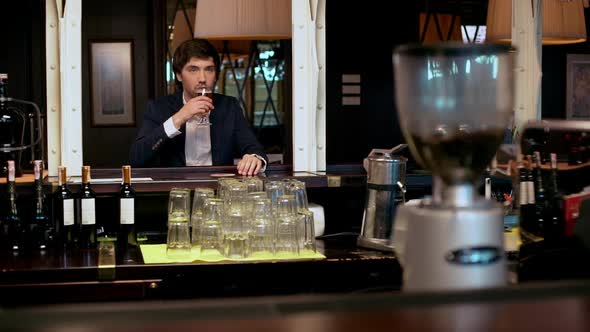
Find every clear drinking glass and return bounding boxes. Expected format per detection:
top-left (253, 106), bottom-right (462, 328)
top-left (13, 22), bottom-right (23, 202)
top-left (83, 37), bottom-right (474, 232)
top-left (225, 180), bottom-right (248, 216)
top-left (200, 198), bottom-right (225, 255)
top-left (168, 188), bottom-right (191, 223)
top-left (191, 187), bottom-right (215, 252)
top-left (223, 214), bottom-right (250, 259)
top-left (298, 210), bottom-right (316, 253)
top-left (244, 177), bottom-right (264, 192)
top-left (249, 198), bottom-right (275, 257)
top-left (222, 181), bottom-right (249, 258)
top-left (265, 180), bottom-right (286, 215)
top-left (275, 195), bottom-right (300, 255)
top-left (286, 179), bottom-right (309, 211)
top-left (167, 188), bottom-right (191, 257)
top-left (217, 177), bottom-right (237, 200)
top-left (197, 87), bottom-right (213, 127)
top-left (167, 222), bottom-right (191, 258)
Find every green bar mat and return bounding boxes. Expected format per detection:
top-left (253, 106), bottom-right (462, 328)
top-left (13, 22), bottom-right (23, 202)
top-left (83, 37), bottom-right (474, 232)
top-left (140, 244), bottom-right (326, 264)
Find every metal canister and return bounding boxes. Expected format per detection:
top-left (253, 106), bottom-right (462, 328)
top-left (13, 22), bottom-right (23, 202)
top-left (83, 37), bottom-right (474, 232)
top-left (358, 147), bottom-right (407, 251)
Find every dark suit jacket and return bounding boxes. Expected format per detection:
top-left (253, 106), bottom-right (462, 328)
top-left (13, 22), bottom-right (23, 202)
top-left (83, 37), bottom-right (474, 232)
top-left (129, 92), bottom-right (267, 167)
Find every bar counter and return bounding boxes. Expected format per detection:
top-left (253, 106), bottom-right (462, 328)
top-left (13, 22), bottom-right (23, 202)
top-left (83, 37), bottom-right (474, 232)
top-left (3, 165), bottom-right (590, 330)
top-left (41, 164), bottom-right (431, 193)
top-left (3, 278), bottom-right (590, 331)
top-left (0, 235), bottom-right (401, 306)
top-left (0, 165), bottom-right (407, 305)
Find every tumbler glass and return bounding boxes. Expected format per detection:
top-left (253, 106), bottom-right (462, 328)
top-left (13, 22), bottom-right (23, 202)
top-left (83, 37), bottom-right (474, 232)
top-left (200, 198), bottom-right (225, 256)
top-left (167, 222), bottom-right (191, 258)
top-left (298, 209), bottom-right (316, 253)
top-left (217, 177), bottom-right (237, 200)
top-left (225, 180), bottom-right (248, 217)
top-left (167, 188), bottom-right (191, 258)
top-left (244, 177), bottom-right (264, 192)
top-left (223, 213), bottom-right (250, 259)
top-left (286, 179), bottom-right (309, 211)
top-left (275, 195), bottom-right (300, 255)
top-left (191, 187), bottom-right (215, 253)
top-left (168, 188), bottom-right (191, 223)
top-left (249, 198), bottom-right (275, 257)
top-left (265, 180), bottom-right (286, 215)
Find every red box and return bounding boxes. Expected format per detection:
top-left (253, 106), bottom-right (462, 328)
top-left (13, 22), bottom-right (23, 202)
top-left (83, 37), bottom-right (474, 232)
top-left (563, 191), bottom-right (590, 236)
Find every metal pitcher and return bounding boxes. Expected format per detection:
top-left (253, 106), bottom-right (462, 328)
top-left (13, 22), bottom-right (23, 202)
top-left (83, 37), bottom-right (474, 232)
top-left (357, 144), bottom-right (407, 251)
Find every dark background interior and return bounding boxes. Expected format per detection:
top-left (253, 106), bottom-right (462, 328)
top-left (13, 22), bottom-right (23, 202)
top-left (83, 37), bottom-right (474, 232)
top-left (2, 0), bottom-right (590, 168)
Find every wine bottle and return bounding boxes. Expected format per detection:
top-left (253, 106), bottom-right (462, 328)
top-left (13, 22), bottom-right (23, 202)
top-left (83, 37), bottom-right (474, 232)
top-left (118, 165), bottom-right (136, 248)
top-left (533, 152), bottom-right (548, 238)
top-left (30, 160), bottom-right (52, 250)
top-left (2, 160), bottom-right (22, 250)
top-left (547, 153), bottom-right (564, 240)
top-left (525, 155), bottom-right (539, 237)
top-left (56, 166), bottom-right (75, 247)
top-left (79, 166), bottom-right (97, 249)
top-left (517, 157), bottom-right (530, 232)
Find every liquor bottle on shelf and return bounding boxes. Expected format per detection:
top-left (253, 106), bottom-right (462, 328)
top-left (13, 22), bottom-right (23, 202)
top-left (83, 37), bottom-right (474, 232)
top-left (1, 160), bottom-right (22, 251)
top-left (0, 74), bottom-right (24, 177)
top-left (56, 166), bottom-right (75, 247)
top-left (546, 153), bottom-right (564, 240)
top-left (118, 165), bottom-right (136, 248)
top-left (79, 166), bottom-right (97, 249)
top-left (30, 160), bottom-right (53, 250)
top-left (533, 151), bottom-right (549, 239)
top-left (517, 157), bottom-right (531, 232)
top-left (483, 166), bottom-right (492, 200)
top-left (521, 155), bottom-right (541, 239)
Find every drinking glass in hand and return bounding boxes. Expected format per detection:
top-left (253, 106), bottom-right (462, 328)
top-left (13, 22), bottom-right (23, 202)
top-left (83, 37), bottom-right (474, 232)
top-left (197, 87), bottom-right (213, 127)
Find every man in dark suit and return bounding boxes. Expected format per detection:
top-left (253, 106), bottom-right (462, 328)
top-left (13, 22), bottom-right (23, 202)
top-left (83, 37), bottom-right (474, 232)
top-left (130, 39), bottom-right (267, 176)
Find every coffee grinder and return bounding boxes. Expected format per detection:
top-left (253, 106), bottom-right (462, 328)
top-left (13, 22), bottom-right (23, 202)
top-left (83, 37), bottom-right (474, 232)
top-left (391, 44), bottom-right (514, 291)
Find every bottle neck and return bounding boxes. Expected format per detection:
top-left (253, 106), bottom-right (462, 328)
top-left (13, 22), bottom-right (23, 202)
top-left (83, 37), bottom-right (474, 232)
top-left (0, 82), bottom-right (6, 98)
top-left (7, 181), bottom-right (17, 213)
top-left (58, 167), bottom-right (67, 187)
top-left (534, 167), bottom-right (544, 191)
top-left (34, 179), bottom-right (44, 210)
top-left (122, 166), bottom-right (131, 185)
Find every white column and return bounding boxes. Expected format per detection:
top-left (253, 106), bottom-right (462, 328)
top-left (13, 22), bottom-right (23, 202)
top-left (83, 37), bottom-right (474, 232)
top-left (59, 0), bottom-right (83, 176)
top-left (45, 1), bottom-right (62, 176)
top-left (292, 0), bottom-right (322, 172)
top-left (512, 0), bottom-right (542, 137)
top-left (315, 0), bottom-right (326, 171)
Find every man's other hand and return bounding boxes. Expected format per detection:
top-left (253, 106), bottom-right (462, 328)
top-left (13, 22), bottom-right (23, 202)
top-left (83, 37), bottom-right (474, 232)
top-left (237, 154), bottom-right (263, 176)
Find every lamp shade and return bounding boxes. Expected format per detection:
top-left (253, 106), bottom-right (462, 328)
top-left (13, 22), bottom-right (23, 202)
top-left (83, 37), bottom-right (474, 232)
top-left (171, 8), bottom-right (195, 56)
top-left (194, 0), bottom-right (292, 40)
top-left (419, 13), bottom-right (462, 43)
top-left (486, 0), bottom-right (587, 45)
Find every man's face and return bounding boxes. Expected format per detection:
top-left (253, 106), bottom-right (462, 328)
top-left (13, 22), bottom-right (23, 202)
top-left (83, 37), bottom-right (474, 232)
top-left (176, 56), bottom-right (217, 99)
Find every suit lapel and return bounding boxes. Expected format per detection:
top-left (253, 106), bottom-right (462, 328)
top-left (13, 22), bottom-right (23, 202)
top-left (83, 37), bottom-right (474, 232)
top-left (169, 93), bottom-right (186, 165)
top-left (210, 94), bottom-right (223, 164)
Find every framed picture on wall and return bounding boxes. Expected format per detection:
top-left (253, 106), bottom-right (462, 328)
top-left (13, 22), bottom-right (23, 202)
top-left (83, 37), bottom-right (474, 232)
top-left (566, 54), bottom-right (590, 120)
top-left (89, 39), bottom-right (135, 127)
